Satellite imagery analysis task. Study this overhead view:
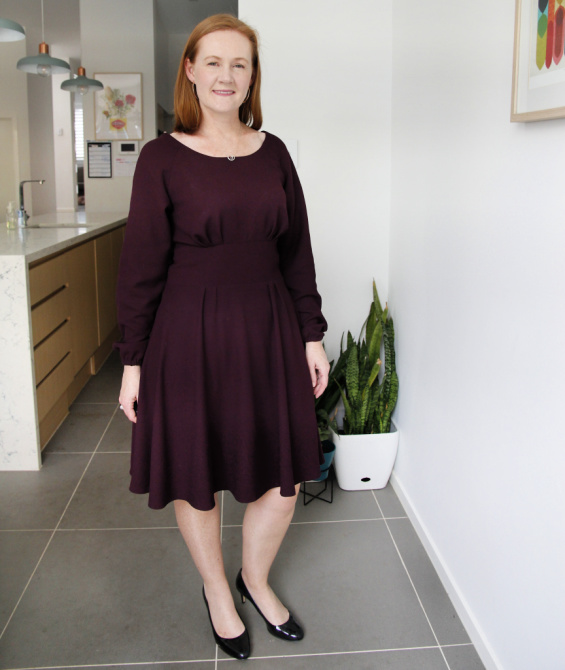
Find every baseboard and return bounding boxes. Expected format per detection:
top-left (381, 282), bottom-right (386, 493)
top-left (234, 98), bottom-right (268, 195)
top-left (390, 472), bottom-right (502, 670)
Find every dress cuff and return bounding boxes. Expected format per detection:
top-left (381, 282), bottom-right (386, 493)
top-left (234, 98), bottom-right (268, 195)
top-left (113, 340), bottom-right (146, 366)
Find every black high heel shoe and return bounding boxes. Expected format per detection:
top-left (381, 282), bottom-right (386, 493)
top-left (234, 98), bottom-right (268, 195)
top-left (235, 569), bottom-right (304, 641)
top-left (202, 587), bottom-right (250, 660)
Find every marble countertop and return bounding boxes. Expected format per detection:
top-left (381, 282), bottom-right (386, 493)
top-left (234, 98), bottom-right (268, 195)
top-left (1, 211), bottom-right (128, 264)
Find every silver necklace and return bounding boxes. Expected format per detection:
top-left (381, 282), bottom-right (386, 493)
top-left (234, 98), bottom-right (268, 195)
top-left (226, 127), bottom-right (243, 161)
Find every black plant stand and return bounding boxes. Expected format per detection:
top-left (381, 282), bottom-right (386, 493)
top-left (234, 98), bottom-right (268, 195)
top-left (301, 466), bottom-right (334, 505)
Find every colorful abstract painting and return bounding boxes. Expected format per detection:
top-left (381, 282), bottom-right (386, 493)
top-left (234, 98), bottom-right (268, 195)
top-left (513, 0), bottom-right (565, 119)
top-left (535, 0), bottom-right (565, 70)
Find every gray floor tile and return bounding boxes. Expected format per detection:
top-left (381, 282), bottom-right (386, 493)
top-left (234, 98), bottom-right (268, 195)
top-left (102, 348), bottom-right (124, 370)
top-left (373, 483), bottom-right (408, 518)
top-left (0, 531), bottom-right (52, 631)
top-left (219, 648), bottom-right (448, 668)
top-left (0, 453), bottom-right (90, 530)
top-left (74, 361), bottom-right (122, 403)
top-left (60, 452), bottom-right (176, 529)
top-left (0, 529), bottom-right (217, 668)
top-left (220, 520), bottom-right (437, 659)
top-left (98, 410), bottom-right (133, 452)
top-left (43, 403), bottom-right (116, 453)
top-left (387, 519), bottom-right (470, 645)
top-left (222, 485), bottom-right (382, 527)
top-left (443, 644), bottom-right (486, 670)
top-left (69, 665), bottom-right (214, 670)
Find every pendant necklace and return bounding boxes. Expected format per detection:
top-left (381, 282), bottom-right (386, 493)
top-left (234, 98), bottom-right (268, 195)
top-left (226, 127), bottom-right (243, 162)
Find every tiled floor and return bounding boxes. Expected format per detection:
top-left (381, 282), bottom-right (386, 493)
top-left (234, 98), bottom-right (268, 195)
top-left (0, 353), bottom-right (486, 670)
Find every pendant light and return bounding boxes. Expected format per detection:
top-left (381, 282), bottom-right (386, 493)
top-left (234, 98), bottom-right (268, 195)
top-left (0, 18), bottom-right (25, 42)
top-left (16, 0), bottom-right (70, 77)
top-left (61, 67), bottom-right (103, 95)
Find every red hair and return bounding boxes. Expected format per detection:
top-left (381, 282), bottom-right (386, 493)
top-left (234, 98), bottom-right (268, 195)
top-left (174, 14), bottom-right (262, 133)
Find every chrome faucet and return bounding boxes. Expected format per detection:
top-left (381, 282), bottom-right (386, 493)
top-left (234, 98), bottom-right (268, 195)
top-left (18, 179), bottom-right (45, 227)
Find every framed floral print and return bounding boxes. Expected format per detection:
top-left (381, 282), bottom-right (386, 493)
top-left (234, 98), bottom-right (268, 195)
top-left (94, 73), bottom-right (143, 140)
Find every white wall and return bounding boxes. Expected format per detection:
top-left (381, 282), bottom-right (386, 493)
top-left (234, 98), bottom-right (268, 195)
top-left (240, 0), bottom-right (392, 360)
top-left (0, 0), bottom-right (80, 215)
top-left (154, 9), bottom-right (171, 113)
top-left (80, 0), bottom-right (156, 213)
top-left (0, 38), bottom-right (30, 214)
top-left (390, 2), bottom-right (565, 669)
top-left (52, 61), bottom-right (77, 212)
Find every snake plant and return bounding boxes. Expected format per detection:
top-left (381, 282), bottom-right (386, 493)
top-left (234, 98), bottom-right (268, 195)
top-left (332, 280), bottom-right (398, 435)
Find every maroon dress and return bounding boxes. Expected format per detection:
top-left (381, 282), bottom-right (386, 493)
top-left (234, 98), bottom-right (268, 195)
top-left (115, 132), bottom-right (327, 510)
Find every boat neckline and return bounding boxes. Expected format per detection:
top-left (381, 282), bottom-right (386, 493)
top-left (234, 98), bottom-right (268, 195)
top-left (164, 130), bottom-right (269, 159)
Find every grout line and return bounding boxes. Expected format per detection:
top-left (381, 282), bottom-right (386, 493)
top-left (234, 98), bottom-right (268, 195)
top-left (371, 490), bottom-right (452, 670)
top-left (0, 529), bottom-right (56, 533)
top-left (222, 516), bottom-right (407, 529)
top-left (0, 644), bottom-right (474, 670)
top-left (0, 660), bottom-right (216, 670)
top-left (44, 450), bottom-right (129, 455)
top-left (70, 402), bottom-right (118, 405)
top-left (1, 517), bottom-right (409, 534)
top-left (215, 644), bottom-right (449, 662)
top-left (0, 406), bottom-right (119, 643)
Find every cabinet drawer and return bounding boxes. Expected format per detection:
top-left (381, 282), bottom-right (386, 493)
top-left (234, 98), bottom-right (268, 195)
top-left (34, 321), bottom-right (72, 385)
top-left (36, 353), bottom-right (73, 422)
top-left (29, 253), bottom-right (68, 307)
top-left (31, 287), bottom-right (70, 347)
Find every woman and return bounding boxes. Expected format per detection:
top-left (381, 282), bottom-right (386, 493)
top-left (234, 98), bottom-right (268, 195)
top-left (116, 14), bottom-right (329, 661)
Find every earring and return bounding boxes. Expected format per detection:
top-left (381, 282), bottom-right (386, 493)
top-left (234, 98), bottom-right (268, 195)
top-left (192, 82), bottom-right (198, 100)
top-left (242, 88), bottom-right (251, 104)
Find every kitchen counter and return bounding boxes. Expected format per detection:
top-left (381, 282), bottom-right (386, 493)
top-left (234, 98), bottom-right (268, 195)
top-left (0, 210), bottom-right (127, 262)
top-left (0, 211), bottom-right (127, 470)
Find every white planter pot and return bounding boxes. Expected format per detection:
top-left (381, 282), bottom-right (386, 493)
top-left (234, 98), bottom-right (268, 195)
top-left (331, 423), bottom-right (399, 491)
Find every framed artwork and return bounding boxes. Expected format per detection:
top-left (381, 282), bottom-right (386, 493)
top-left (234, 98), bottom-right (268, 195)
top-left (94, 73), bottom-right (143, 139)
top-left (512, 0), bottom-right (565, 121)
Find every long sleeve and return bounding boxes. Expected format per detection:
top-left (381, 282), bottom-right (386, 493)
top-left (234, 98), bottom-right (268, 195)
top-left (114, 140), bottom-right (173, 365)
top-left (277, 147), bottom-right (328, 343)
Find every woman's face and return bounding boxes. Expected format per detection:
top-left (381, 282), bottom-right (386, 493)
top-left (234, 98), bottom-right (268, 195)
top-left (185, 30), bottom-right (254, 119)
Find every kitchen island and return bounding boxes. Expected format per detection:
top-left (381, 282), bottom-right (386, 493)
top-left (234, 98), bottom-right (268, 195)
top-left (0, 211), bottom-right (127, 470)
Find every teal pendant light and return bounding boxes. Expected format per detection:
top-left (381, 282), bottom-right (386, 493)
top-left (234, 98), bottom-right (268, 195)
top-left (0, 18), bottom-right (25, 42)
top-left (61, 66), bottom-right (103, 95)
top-left (16, 0), bottom-right (70, 76)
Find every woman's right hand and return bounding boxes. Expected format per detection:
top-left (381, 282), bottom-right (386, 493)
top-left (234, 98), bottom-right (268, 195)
top-left (119, 365), bottom-right (141, 423)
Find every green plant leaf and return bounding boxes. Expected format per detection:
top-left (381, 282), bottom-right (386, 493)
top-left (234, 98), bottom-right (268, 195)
top-left (345, 344), bottom-right (359, 405)
top-left (368, 319), bottom-right (382, 366)
top-left (373, 279), bottom-right (384, 319)
top-left (367, 357), bottom-right (382, 387)
top-left (366, 302), bottom-right (376, 348)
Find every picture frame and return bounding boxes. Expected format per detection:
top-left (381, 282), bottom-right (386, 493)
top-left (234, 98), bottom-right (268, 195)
top-left (94, 73), bottom-right (143, 140)
top-left (512, 0), bottom-right (565, 121)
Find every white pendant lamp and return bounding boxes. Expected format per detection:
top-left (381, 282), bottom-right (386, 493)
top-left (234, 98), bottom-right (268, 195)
top-left (0, 18), bottom-right (25, 42)
top-left (16, 0), bottom-right (70, 77)
top-left (61, 66), bottom-right (103, 95)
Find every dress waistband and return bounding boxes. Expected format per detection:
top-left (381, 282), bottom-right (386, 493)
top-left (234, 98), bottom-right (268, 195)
top-left (169, 240), bottom-right (281, 286)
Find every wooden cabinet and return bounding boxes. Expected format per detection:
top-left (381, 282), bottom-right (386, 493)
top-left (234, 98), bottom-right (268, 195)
top-left (28, 225), bottom-right (125, 448)
top-left (95, 227), bottom-right (123, 346)
top-left (67, 240), bottom-right (98, 375)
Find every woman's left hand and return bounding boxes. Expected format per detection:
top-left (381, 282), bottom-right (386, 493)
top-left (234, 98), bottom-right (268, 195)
top-left (305, 341), bottom-right (330, 398)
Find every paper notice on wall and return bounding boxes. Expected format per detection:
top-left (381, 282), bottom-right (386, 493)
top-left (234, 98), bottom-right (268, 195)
top-left (113, 154), bottom-right (138, 177)
top-left (87, 142), bottom-right (112, 178)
